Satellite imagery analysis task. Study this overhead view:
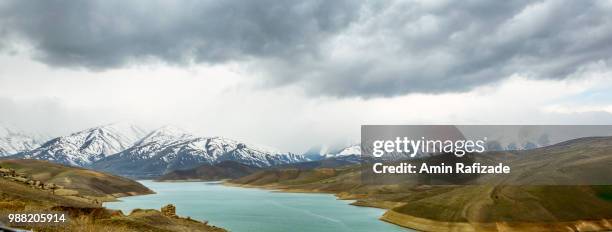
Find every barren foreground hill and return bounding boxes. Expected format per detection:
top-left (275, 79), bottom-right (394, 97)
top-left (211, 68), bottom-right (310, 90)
top-left (0, 159), bottom-right (226, 232)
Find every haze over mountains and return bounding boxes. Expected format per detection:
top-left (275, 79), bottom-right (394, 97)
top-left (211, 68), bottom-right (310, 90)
top-left (303, 144), bottom-right (361, 161)
top-left (0, 124), bottom-right (48, 156)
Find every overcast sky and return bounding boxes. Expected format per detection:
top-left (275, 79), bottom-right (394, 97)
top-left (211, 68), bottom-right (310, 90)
top-left (1, 0), bottom-right (612, 153)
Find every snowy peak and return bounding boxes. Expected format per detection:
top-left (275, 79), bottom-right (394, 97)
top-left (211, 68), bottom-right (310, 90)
top-left (70, 123), bottom-right (148, 156)
top-left (136, 125), bottom-right (193, 146)
top-left (19, 123), bottom-right (148, 166)
top-left (92, 122), bottom-right (148, 144)
top-left (75, 125), bottom-right (143, 156)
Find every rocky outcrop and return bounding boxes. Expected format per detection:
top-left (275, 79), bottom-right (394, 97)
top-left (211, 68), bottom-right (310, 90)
top-left (161, 204), bottom-right (177, 218)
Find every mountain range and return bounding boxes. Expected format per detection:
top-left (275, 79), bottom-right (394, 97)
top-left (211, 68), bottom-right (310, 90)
top-left (1, 123), bottom-right (314, 178)
top-left (15, 123), bottom-right (148, 167)
top-left (155, 147), bottom-right (364, 182)
top-left (90, 126), bottom-right (308, 178)
top-left (2, 122), bottom-right (564, 179)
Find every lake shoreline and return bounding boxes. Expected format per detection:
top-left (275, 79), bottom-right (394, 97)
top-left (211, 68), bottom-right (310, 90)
top-left (221, 181), bottom-right (417, 228)
top-left (107, 180), bottom-right (408, 232)
top-left (222, 181), bottom-right (402, 210)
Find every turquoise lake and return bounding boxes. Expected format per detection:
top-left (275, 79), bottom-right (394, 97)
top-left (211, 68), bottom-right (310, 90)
top-left (105, 180), bottom-right (409, 232)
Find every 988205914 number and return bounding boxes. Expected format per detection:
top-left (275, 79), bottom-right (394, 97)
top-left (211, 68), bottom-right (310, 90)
top-left (6, 213), bottom-right (67, 224)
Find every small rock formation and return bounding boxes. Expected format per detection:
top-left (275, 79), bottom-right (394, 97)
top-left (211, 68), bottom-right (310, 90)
top-left (34, 180), bottom-right (43, 189)
top-left (161, 204), bottom-right (177, 218)
top-left (0, 167), bottom-right (17, 177)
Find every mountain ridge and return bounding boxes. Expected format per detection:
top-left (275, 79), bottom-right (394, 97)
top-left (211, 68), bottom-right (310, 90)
top-left (14, 123), bottom-right (148, 167)
top-left (91, 130), bottom-right (309, 178)
top-left (3, 123), bottom-right (308, 178)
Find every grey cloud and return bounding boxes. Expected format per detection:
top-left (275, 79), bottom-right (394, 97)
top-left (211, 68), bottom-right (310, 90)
top-left (0, 0), bottom-right (359, 68)
top-left (261, 0), bottom-right (612, 97)
top-left (1, 0), bottom-right (612, 97)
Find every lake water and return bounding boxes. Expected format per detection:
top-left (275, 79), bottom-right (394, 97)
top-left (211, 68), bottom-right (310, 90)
top-left (105, 180), bottom-right (409, 232)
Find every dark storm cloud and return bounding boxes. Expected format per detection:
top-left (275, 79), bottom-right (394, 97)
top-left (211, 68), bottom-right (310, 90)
top-left (1, 0), bottom-right (612, 97)
top-left (0, 0), bottom-right (359, 68)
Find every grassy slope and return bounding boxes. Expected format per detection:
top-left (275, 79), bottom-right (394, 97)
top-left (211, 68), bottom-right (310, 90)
top-left (391, 185), bottom-right (612, 222)
top-left (0, 159), bottom-right (153, 199)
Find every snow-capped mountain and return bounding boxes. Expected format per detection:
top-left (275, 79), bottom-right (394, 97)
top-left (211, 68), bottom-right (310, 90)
top-left (15, 123), bottom-right (148, 167)
top-left (0, 124), bottom-right (47, 156)
top-left (6, 123), bottom-right (309, 177)
top-left (91, 127), bottom-right (307, 177)
top-left (92, 127), bottom-right (308, 177)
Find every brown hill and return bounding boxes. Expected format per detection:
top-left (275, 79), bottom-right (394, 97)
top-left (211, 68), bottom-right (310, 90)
top-left (0, 159), bottom-right (153, 201)
top-left (157, 161), bottom-right (259, 181)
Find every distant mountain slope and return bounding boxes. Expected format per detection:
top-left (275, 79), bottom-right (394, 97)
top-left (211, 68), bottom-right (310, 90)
top-left (0, 124), bottom-right (47, 157)
top-left (15, 123), bottom-right (147, 167)
top-left (156, 154), bottom-right (359, 182)
top-left (272, 157), bottom-right (361, 171)
top-left (91, 127), bottom-right (308, 178)
top-left (157, 161), bottom-right (260, 181)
